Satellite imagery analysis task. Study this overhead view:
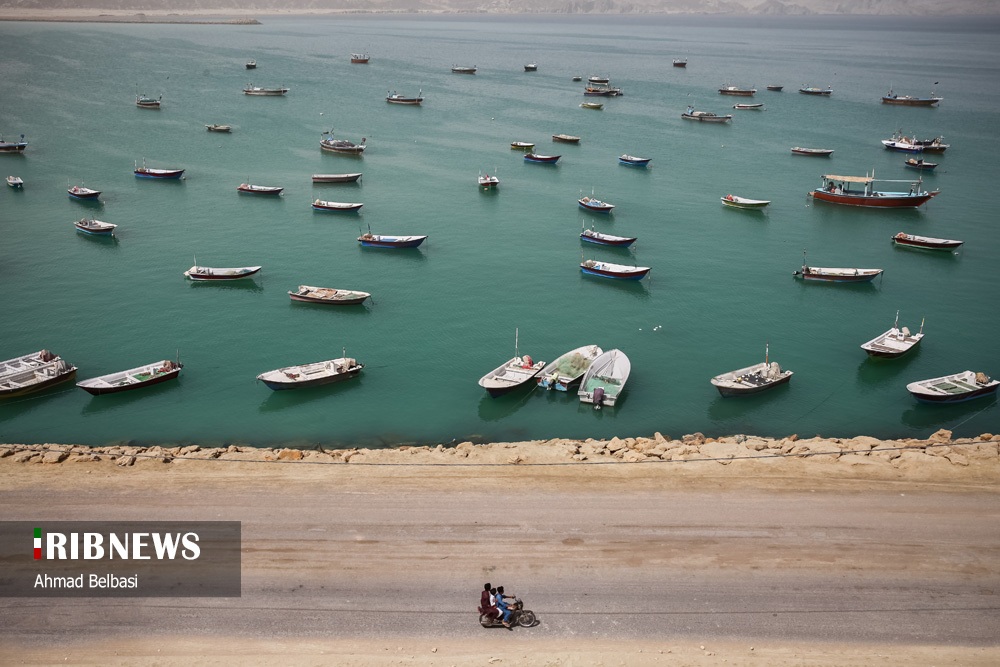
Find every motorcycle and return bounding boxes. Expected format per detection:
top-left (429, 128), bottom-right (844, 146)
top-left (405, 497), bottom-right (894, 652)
top-left (478, 596), bottom-right (536, 628)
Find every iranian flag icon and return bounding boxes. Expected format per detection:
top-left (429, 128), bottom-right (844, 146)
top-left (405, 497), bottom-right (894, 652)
top-left (34, 527), bottom-right (41, 559)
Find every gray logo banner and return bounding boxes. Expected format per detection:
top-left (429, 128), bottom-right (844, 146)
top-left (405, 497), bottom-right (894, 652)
top-left (0, 521), bottom-right (241, 597)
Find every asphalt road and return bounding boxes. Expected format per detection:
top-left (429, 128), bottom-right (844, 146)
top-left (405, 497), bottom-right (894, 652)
top-left (3, 470), bottom-right (998, 648)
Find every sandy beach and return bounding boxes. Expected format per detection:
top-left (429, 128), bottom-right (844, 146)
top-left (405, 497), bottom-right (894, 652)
top-left (3, 429), bottom-right (999, 665)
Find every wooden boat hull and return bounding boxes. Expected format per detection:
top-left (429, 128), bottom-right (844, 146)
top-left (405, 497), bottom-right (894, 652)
top-left (320, 142), bottom-right (366, 154)
top-left (238, 185), bottom-right (283, 195)
top-left (580, 262), bottom-right (649, 281)
top-left (721, 196), bottom-right (770, 209)
top-left (358, 236), bottom-right (427, 249)
top-left (892, 233), bottom-right (962, 251)
top-left (882, 96), bottom-right (941, 106)
top-left (712, 366), bottom-right (792, 397)
top-left (75, 221), bottom-right (116, 236)
top-left (386, 97), bottom-right (423, 105)
top-left (578, 349), bottom-right (630, 408)
top-left (579, 199), bottom-right (614, 213)
top-left (673, 61), bottom-right (687, 67)
top-left (68, 188), bottom-right (100, 200)
top-left (136, 101), bottom-right (161, 109)
top-left (258, 360), bottom-right (363, 390)
top-left (243, 88), bottom-right (288, 96)
top-left (184, 266), bottom-right (262, 281)
top-left (552, 135), bottom-right (580, 143)
top-left (619, 157), bottom-right (651, 167)
top-left (681, 113), bottom-right (732, 122)
top-left (135, 169), bottom-right (184, 179)
top-left (811, 189), bottom-right (938, 208)
top-left (794, 267), bottom-right (882, 283)
top-left (312, 173), bottom-right (362, 183)
top-left (206, 125), bottom-right (232, 132)
top-left (907, 372), bottom-right (999, 404)
top-left (0, 142), bottom-right (27, 153)
top-left (537, 345), bottom-right (603, 391)
top-left (510, 142), bottom-right (534, 150)
top-left (451, 67), bottom-right (477, 74)
top-left (524, 154), bottom-right (560, 164)
top-left (479, 356), bottom-right (546, 398)
top-left (766, 85), bottom-right (783, 91)
top-left (312, 201), bottom-right (363, 212)
top-left (580, 232), bottom-right (636, 247)
top-left (791, 148), bottom-right (833, 156)
top-left (78, 363), bottom-right (182, 396)
top-left (0, 357), bottom-right (77, 398)
top-left (719, 88), bottom-right (756, 96)
top-left (904, 160), bottom-right (937, 171)
top-left (288, 288), bottom-right (370, 305)
top-left (799, 88), bottom-right (832, 95)
top-left (861, 323), bottom-right (923, 358)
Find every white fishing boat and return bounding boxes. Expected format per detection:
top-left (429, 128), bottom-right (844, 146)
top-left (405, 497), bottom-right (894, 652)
top-left (860, 312), bottom-right (924, 359)
top-left (6, 175), bottom-right (23, 188)
top-left (478, 329), bottom-right (545, 398)
top-left (578, 348), bottom-right (630, 409)
top-left (257, 355), bottom-right (364, 390)
top-left (536, 345), bottom-right (603, 391)
top-left (312, 199), bottom-right (363, 212)
top-left (77, 360), bottom-right (183, 395)
top-left (312, 173), bottom-right (362, 184)
top-left (0, 350), bottom-right (77, 397)
top-left (74, 218), bottom-right (117, 236)
top-left (710, 343), bottom-right (792, 397)
top-left (184, 264), bottom-right (262, 281)
top-left (721, 194), bottom-right (770, 209)
top-left (906, 371), bottom-right (999, 404)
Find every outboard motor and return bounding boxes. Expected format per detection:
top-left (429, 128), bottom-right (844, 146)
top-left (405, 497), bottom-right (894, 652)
top-left (592, 386), bottom-right (605, 410)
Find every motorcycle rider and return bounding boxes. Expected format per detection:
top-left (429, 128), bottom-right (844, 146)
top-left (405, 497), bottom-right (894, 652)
top-left (495, 585), bottom-right (513, 629)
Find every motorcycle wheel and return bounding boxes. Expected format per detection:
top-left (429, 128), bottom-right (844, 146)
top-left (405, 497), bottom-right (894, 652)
top-left (517, 610), bottom-right (536, 627)
top-left (479, 614), bottom-right (493, 628)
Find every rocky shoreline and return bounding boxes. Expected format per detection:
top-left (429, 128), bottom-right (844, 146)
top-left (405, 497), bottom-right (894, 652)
top-left (4, 429), bottom-right (998, 480)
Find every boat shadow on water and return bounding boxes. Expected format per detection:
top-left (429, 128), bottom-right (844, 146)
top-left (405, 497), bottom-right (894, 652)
top-left (290, 300), bottom-right (375, 314)
top-left (358, 246), bottom-right (428, 262)
top-left (477, 389), bottom-right (534, 422)
top-left (188, 280), bottom-right (264, 292)
top-left (899, 396), bottom-right (998, 432)
top-left (706, 381), bottom-right (792, 421)
top-left (258, 376), bottom-right (364, 413)
top-left (79, 380), bottom-right (181, 415)
top-left (721, 206), bottom-right (768, 219)
top-left (855, 353), bottom-right (921, 388)
top-left (76, 233), bottom-right (121, 250)
top-left (581, 274), bottom-right (652, 300)
top-left (891, 244), bottom-right (961, 260)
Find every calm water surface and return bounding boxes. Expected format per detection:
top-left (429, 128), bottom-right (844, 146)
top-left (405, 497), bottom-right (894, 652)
top-left (1, 15), bottom-right (998, 447)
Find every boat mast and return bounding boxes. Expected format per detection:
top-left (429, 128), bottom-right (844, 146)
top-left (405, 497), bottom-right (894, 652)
top-left (765, 341), bottom-right (769, 366)
top-left (919, 317), bottom-right (925, 335)
top-left (514, 327), bottom-right (519, 360)
top-left (893, 309), bottom-right (899, 330)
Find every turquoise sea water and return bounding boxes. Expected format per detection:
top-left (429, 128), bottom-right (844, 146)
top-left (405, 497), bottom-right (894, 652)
top-left (1, 15), bottom-right (998, 447)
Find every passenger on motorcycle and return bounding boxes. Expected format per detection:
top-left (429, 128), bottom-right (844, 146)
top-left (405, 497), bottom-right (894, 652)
top-left (480, 583), bottom-right (498, 621)
top-left (495, 586), bottom-right (513, 628)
